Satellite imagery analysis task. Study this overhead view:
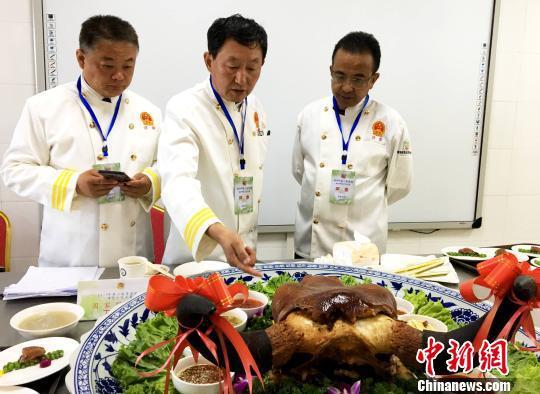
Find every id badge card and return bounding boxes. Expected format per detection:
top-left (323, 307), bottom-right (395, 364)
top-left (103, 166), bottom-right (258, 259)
top-left (330, 169), bottom-right (356, 205)
top-left (234, 176), bottom-right (254, 214)
top-left (93, 162), bottom-right (125, 204)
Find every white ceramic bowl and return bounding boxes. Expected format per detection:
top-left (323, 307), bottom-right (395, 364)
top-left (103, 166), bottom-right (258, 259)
top-left (10, 302), bottom-right (85, 339)
top-left (530, 257), bottom-right (540, 268)
top-left (394, 297), bottom-right (414, 315)
top-left (398, 313), bottom-right (448, 332)
top-left (220, 308), bottom-right (248, 332)
top-left (171, 355), bottom-right (233, 394)
top-left (235, 290), bottom-right (268, 319)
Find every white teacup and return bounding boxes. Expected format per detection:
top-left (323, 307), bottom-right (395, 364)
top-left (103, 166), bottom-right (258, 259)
top-left (118, 256), bottom-right (148, 278)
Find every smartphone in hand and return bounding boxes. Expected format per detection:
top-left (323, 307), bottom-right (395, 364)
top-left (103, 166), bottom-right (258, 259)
top-left (98, 170), bottom-right (131, 183)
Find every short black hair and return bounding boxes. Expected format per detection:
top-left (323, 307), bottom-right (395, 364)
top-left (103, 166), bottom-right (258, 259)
top-left (79, 15), bottom-right (139, 51)
top-left (332, 31), bottom-right (381, 72)
top-left (207, 14), bottom-right (267, 60)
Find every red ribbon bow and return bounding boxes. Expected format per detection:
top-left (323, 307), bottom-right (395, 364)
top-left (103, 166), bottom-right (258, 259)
top-left (136, 273), bottom-right (263, 393)
top-left (460, 253), bottom-right (540, 351)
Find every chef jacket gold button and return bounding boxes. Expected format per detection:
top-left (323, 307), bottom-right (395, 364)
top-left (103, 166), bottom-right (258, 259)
top-left (252, 132), bottom-right (256, 136)
top-left (89, 122), bottom-right (95, 128)
top-left (258, 198), bottom-right (261, 204)
top-left (355, 135), bottom-right (361, 141)
top-left (100, 223), bottom-right (109, 231)
top-left (129, 123), bottom-right (135, 130)
top-left (130, 221), bottom-right (136, 227)
top-left (323, 106), bottom-right (328, 112)
top-left (130, 154), bottom-right (137, 161)
top-left (319, 162), bottom-right (325, 168)
top-left (216, 104), bottom-right (221, 110)
top-left (347, 164), bottom-right (353, 170)
top-left (124, 98), bottom-right (130, 104)
top-left (364, 110), bottom-right (370, 115)
top-left (321, 134), bottom-right (327, 140)
top-left (315, 191), bottom-right (321, 197)
top-left (233, 172), bottom-right (239, 177)
top-left (259, 164), bottom-right (263, 170)
top-left (96, 154), bottom-right (104, 161)
top-left (228, 138), bottom-right (233, 145)
top-left (313, 218), bottom-right (319, 224)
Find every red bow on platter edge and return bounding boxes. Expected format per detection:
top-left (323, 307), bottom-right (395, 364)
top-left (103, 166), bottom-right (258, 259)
top-left (136, 273), bottom-right (264, 394)
top-left (460, 253), bottom-right (540, 352)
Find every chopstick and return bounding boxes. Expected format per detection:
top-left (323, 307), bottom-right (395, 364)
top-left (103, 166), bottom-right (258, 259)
top-left (394, 258), bottom-right (444, 275)
top-left (414, 270), bottom-right (451, 279)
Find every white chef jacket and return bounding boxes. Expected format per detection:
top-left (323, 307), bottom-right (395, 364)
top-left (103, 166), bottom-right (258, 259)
top-left (292, 96), bottom-right (412, 257)
top-left (1, 79), bottom-right (162, 267)
top-left (159, 79), bottom-right (269, 264)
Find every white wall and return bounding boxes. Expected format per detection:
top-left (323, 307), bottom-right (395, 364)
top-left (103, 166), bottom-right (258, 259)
top-left (0, 0), bottom-right (538, 268)
top-left (0, 0), bottom-right (40, 271)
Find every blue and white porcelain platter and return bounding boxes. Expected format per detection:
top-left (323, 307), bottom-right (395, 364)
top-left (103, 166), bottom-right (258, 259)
top-left (66, 263), bottom-right (537, 393)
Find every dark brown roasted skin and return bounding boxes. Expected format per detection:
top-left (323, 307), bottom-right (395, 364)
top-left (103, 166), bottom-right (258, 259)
top-left (19, 346), bottom-right (45, 362)
top-left (272, 275), bottom-right (397, 326)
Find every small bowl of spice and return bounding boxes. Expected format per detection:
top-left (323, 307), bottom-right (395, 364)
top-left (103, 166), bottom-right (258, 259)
top-left (171, 355), bottom-right (233, 394)
top-left (232, 290), bottom-right (268, 319)
top-left (220, 308), bottom-right (248, 332)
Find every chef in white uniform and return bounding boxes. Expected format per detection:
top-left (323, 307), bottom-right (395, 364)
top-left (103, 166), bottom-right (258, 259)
top-left (1, 15), bottom-right (161, 267)
top-left (292, 31), bottom-right (412, 257)
top-left (159, 14), bottom-right (268, 276)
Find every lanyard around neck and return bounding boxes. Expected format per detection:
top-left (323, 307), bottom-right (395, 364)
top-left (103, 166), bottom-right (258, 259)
top-left (77, 76), bottom-right (122, 157)
top-left (209, 77), bottom-right (248, 170)
top-left (332, 95), bottom-right (369, 165)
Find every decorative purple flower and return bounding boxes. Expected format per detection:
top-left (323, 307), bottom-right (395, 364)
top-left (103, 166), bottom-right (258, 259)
top-left (233, 373), bottom-right (248, 393)
top-left (327, 380), bottom-right (361, 394)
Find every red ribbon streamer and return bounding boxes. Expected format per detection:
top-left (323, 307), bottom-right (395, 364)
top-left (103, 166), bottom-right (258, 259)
top-left (136, 273), bottom-right (263, 393)
top-left (459, 253), bottom-right (540, 351)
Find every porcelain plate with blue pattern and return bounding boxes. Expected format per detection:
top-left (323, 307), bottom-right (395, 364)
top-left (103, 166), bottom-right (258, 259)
top-left (65, 263), bottom-right (538, 394)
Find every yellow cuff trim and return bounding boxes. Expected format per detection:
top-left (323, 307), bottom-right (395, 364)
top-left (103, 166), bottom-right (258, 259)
top-left (52, 169), bottom-right (75, 211)
top-left (143, 167), bottom-right (160, 202)
top-left (184, 207), bottom-right (217, 251)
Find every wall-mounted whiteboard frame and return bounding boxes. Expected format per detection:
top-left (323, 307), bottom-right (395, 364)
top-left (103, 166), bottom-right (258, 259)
top-left (31, 0), bottom-right (498, 233)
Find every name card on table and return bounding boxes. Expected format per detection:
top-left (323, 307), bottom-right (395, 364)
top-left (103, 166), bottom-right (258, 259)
top-left (77, 278), bottom-right (148, 320)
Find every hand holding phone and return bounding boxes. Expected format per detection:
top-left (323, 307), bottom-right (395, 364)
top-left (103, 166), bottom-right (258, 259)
top-left (98, 170), bottom-right (132, 183)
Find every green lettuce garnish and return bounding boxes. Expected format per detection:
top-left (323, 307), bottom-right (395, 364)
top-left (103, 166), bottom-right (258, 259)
top-left (493, 344), bottom-right (540, 393)
top-left (403, 289), bottom-right (462, 331)
top-left (111, 312), bottom-right (178, 393)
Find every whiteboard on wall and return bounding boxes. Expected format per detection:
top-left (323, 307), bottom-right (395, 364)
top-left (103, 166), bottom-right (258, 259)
top-left (36, 0), bottom-right (495, 229)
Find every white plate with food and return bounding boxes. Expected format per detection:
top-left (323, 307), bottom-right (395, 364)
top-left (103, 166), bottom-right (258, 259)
top-left (68, 262), bottom-right (540, 393)
top-left (172, 260), bottom-right (230, 277)
top-left (479, 248), bottom-right (530, 262)
top-left (0, 337), bottom-right (78, 387)
top-left (510, 244), bottom-right (540, 259)
top-left (441, 246), bottom-right (495, 262)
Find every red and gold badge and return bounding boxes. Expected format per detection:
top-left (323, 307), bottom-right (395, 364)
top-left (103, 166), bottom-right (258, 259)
top-left (140, 112), bottom-right (154, 127)
top-left (372, 120), bottom-right (385, 137)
